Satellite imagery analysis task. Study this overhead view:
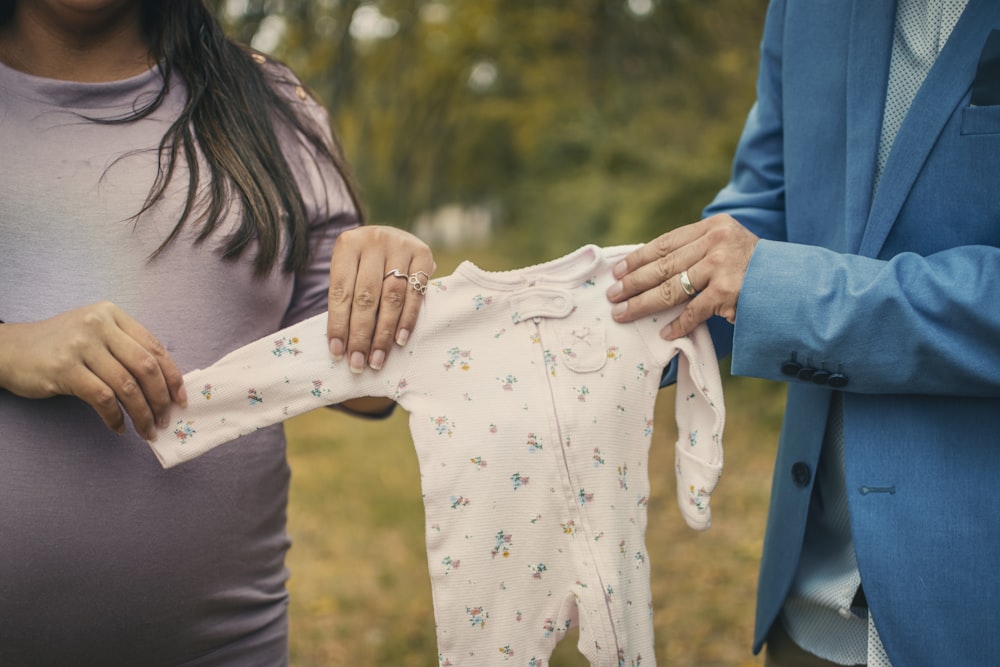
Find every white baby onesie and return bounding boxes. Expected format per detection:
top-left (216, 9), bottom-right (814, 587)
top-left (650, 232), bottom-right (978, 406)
top-left (149, 244), bottom-right (725, 666)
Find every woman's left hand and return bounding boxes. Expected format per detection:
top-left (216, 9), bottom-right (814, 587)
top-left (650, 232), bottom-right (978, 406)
top-left (326, 225), bottom-right (436, 373)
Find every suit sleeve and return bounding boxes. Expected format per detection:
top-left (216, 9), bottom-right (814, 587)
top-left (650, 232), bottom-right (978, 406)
top-left (732, 240), bottom-right (1000, 398)
top-left (704, 0), bottom-right (1000, 398)
top-left (702, 0), bottom-right (788, 243)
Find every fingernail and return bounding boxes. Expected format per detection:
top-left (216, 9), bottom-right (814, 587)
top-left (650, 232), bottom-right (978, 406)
top-left (350, 351), bottom-right (365, 374)
top-left (177, 386), bottom-right (188, 408)
top-left (606, 281), bottom-right (622, 300)
top-left (396, 329), bottom-right (410, 346)
top-left (613, 260), bottom-right (627, 278)
top-left (369, 349), bottom-right (385, 370)
top-left (611, 302), bottom-right (627, 320)
top-left (329, 338), bottom-right (345, 361)
top-left (147, 429), bottom-right (158, 443)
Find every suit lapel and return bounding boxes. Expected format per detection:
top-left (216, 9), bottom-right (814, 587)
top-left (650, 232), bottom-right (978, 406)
top-left (859, 0), bottom-right (1000, 258)
top-left (844, 0), bottom-right (895, 254)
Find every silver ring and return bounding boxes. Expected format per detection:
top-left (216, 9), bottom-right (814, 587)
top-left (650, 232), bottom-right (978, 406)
top-left (679, 270), bottom-right (696, 297)
top-left (384, 269), bottom-right (408, 280)
top-left (408, 270), bottom-right (429, 295)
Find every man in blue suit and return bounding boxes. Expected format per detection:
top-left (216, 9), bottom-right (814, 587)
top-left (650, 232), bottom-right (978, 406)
top-left (608, 1), bottom-right (1000, 665)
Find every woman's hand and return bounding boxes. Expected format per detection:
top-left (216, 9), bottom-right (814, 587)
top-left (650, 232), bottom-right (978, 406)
top-left (606, 214), bottom-right (758, 338)
top-left (326, 225), bottom-right (436, 372)
top-left (0, 302), bottom-right (187, 440)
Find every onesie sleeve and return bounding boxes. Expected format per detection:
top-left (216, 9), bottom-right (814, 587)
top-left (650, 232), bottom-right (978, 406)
top-left (147, 312), bottom-right (402, 468)
top-left (668, 322), bottom-right (726, 530)
top-left (634, 314), bottom-right (726, 530)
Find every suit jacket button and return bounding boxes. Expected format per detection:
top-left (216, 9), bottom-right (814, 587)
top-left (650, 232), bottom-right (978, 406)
top-left (811, 370), bottom-right (831, 385)
top-left (791, 462), bottom-right (811, 487)
top-left (781, 359), bottom-right (802, 376)
top-left (828, 373), bottom-right (849, 388)
top-left (797, 366), bottom-right (816, 381)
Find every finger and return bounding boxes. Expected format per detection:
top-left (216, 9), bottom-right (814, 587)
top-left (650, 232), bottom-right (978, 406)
top-left (116, 313), bottom-right (187, 408)
top-left (77, 348), bottom-right (157, 439)
top-left (344, 244), bottom-right (388, 374)
top-left (678, 268), bottom-right (699, 300)
top-left (392, 251), bottom-right (435, 347)
top-left (610, 270), bottom-right (687, 324)
top-left (608, 226), bottom-right (709, 303)
top-left (367, 265), bottom-right (410, 370)
top-left (327, 228), bottom-right (365, 362)
top-left (95, 339), bottom-right (172, 440)
top-left (663, 293), bottom-right (717, 341)
top-left (110, 312), bottom-right (186, 427)
top-left (71, 367), bottom-right (129, 435)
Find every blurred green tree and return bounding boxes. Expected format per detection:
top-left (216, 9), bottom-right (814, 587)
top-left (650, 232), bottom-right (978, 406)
top-left (218, 0), bottom-right (767, 263)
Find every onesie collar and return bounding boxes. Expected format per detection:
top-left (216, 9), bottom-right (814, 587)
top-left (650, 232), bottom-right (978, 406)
top-left (454, 244), bottom-right (604, 291)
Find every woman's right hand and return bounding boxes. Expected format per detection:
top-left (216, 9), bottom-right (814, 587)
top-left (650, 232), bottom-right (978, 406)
top-left (0, 302), bottom-right (187, 440)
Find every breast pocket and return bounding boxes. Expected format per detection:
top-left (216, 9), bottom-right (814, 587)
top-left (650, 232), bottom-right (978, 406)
top-left (960, 105), bottom-right (1000, 135)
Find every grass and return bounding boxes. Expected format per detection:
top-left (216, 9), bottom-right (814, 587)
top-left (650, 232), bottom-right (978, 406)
top-left (283, 247), bottom-right (786, 666)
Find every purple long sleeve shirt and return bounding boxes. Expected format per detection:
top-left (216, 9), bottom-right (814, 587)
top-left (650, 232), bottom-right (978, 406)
top-left (0, 57), bottom-right (356, 666)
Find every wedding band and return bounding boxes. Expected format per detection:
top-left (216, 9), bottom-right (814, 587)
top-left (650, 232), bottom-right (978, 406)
top-left (384, 269), bottom-right (408, 280)
top-left (679, 270), bottom-right (697, 297)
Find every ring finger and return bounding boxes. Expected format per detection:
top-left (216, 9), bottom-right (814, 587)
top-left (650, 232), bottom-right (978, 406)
top-left (678, 269), bottom-right (698, 299)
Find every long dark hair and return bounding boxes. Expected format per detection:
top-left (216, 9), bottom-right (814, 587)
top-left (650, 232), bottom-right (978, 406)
top-left (0, 0), bottom-right (364, 276)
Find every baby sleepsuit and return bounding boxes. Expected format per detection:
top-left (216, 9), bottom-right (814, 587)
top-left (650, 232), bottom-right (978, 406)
top-left (149, 244), bottom-right (725, 666)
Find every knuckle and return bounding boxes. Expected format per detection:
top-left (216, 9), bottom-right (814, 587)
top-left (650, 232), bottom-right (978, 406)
top-left (705, 213), bottom-right (730, 228)
top-left (651, 235), bottom-right (672, 257)
top-left (337, 226), bottom-right (364, 246)
top-left (39, 378), bottom-right (61, 397)
top-left (705, 225), bottom-right (730, 247)
top-left (380, 288), bottom-right (406, 310)
top-left (136, 353), bottom-right (160, 378)
top-left (92, 385), bottom-right (119, 410)
top-left (92, 300), bottom-right (117, 315)
top-left (353, 289), bottom-right (377, 310)
top-left (79, 309), bottom-right (106, 331)
top-left (655, 280), bottom-right (673, 305)
top-left (146, 335), bottom-right (167, 357)
top-left (118, 376), bottom-right (141, 399)
top-left (682, 306), bottom-right (700, 326)
top-left (654, 255), bottom-right (674, 280)
top-left (64, 333), bottom-right (87, 356)
top-left (328, 285), bottom-right (351, 306)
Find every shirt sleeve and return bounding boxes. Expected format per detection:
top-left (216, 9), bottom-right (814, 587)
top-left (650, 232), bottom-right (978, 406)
top-left (265, 58), bottom-right (363, 327)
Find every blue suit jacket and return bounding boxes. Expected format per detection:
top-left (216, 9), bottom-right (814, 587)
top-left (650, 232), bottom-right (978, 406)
top-left (704, 1), bottom-right (1000, 664)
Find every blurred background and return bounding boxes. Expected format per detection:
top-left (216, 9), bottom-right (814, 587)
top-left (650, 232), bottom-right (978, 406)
top-left (216, 1), bottom-right (785, 665)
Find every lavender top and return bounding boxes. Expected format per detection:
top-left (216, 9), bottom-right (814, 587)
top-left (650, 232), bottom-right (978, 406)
top-left (0, 57), bottom-right (356, 666)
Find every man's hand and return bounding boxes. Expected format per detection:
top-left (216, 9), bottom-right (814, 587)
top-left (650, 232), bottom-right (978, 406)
top-left (606, 214), bottom-right (758, 338)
